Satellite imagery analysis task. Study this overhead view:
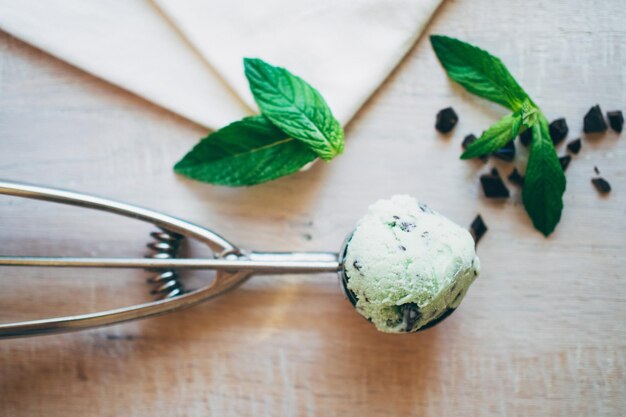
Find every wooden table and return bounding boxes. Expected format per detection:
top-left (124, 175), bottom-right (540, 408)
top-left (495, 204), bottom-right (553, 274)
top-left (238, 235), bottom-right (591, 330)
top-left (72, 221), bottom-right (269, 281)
top-left (1, 1), bottom-right (624, 416)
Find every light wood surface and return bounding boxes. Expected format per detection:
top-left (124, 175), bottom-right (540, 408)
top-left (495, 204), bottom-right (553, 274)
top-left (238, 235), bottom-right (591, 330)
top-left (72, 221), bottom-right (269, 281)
top-left (1, 1), bottom-right (625, 416)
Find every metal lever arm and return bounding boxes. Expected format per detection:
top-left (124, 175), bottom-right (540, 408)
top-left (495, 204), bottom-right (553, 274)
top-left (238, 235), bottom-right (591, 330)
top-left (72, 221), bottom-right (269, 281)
top-left (0, 180), bottom-right (340, 338)
top-left (0, 253), bottom-right (340, 273)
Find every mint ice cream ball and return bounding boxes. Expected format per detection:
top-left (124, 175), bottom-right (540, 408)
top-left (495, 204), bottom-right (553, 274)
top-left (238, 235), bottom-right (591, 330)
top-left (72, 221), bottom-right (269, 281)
top-left (343, 195), bottom-right (480, 333)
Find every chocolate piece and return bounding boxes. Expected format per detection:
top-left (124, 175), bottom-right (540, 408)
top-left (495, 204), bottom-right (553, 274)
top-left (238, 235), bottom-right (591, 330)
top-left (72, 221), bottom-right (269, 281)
top-left (584, 105), bottom-right (608, 133)
top-left (399, 222), bottom-right (416, 232)
top-left (508, 168), bottom-right (525, 186)
top-left (519, 129), bottom-right (533, 146)
top-left (480, 168), bottom-right (510, 198)
top-left (607, 110), bottom-right (624, 133)
top-left (566, 138), bottom-right (582, 154)
top-left (401, 303), bottom-right (422, 332)
top-left (462, 134), bottom-right (477, 149)
top-left (435, 107), bottom-right (458, 133)
top-left (591, 177), bottom-right (611, 193)
top-left (462, 133), bottom-right (489, 161)
top-left (594, 166), bottom-right (600, 175)
top-left (559, 155), bottom-right (572, 171)
top-left (469, 214), bottom-right (488, 244)
top-left (549, 118), bottom-right (568, 145)
top-left (492, 140), bottom-right (515, 162)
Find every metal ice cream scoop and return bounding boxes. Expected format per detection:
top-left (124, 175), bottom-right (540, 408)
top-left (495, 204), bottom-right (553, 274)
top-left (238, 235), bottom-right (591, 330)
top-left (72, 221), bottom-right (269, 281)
top-left (0, 180), bottom-right (455, 338)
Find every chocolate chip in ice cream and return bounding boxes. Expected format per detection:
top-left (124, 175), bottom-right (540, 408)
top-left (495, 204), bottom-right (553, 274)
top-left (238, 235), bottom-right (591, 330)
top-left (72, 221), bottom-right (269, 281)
top-left (398, 222), bottom-right (416, 232)
top-left (402, 303), bottom-right (422, 332)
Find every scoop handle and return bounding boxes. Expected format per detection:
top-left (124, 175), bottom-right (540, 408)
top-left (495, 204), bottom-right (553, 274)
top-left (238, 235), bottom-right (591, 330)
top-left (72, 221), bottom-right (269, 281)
top-left (0, 252), bottom-right (341, 274)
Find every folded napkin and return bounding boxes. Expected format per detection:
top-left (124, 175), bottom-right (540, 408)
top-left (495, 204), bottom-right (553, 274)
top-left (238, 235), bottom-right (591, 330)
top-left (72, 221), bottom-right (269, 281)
top-left (0, 0), bottom-right (251, 128)
top-left (0, 0), bottom-right (442, 128)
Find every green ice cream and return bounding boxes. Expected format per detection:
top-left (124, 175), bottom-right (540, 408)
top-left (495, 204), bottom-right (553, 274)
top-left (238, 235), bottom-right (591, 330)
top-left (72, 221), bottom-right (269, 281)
top-left (344, 195), bottom-right (479, 333)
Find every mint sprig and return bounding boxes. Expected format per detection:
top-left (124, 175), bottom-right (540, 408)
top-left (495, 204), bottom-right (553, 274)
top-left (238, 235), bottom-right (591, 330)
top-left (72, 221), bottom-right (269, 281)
top-left (175, 115), bottom-right (317, 186)
top-left (244, 58), bottom-right (344, 160)
top-left (431, 35), bottom-right (566, 236)
top-left (523, 115), bottom-right (566, 236)
top-left (430, 35), bottom-right (530, 111)
top-left (175, 59), bottom-right (344, 186)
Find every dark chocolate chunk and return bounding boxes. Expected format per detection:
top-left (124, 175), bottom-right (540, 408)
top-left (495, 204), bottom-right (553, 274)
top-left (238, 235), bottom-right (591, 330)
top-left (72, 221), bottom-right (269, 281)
top-left (462, 133), bottom-right (488, 161)
top-left (594, 166), bottom-right (600, 175)
top-left (591, 177), bottom-right (611, 193)
top-left (559, 155), bottom-right (572, 171)
top-left (607, 110), bottom-right (624, 133)
top-left (549, 118), bottom-right (569, 145)
top-left (508, 168), bottom-right (525, 186)
top-left (352, 260), bottom-right (362, 271)
top-left (469, 214), bottom-right (488, 244)
top-left (566, 138), bottom-right (582, 154)
top-left (519, 129), bottom-right (533, 146)
top-left (401, 303), bottom-right (421, 332)
top-left (583, 105), bottom-right (608, 133)
top-left (435, 107), bottom-right (458, 133)
top-left (480, 168), bottom-right (510, 198)
top-left (398, 245), bottom-right (406, 251)
top-left (492, 140), bottom-right (515, 162)
top-left (462, 134), bottom-right (476, 149)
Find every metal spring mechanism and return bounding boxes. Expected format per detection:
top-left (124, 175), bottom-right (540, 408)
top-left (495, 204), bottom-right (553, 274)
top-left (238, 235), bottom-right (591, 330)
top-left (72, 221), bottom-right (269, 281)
top-left (146, 229), bottom-right (184, 299)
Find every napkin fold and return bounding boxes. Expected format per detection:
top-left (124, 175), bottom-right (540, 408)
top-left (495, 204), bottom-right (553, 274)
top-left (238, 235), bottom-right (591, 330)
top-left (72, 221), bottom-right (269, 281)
top-left (0, 0), bottom-right (251, 128)
top-left (0, 0), bottom-right (442, 129)
top-left (154, 0), bottom-right (442, 124)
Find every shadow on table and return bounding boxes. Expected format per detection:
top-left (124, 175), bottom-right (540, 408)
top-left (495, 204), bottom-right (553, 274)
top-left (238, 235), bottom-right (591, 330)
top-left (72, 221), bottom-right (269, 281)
top-left (0, 279), bottom-right (445, 415)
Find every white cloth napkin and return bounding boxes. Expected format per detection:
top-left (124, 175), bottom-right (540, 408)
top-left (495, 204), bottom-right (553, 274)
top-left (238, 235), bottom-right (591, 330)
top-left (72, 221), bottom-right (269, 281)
top-left (0, 0), bottom-right (442, 128)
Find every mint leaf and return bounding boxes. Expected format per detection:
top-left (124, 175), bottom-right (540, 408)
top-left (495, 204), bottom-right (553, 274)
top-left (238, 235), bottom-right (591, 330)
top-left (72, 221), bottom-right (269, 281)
top-left (174, 115), bottom-right (316, 187)
top-left (243, 58), bottom-right (344, 161)
top-left (461, 112), bottom-right (522, 159)
top-left (522, 116), bottom-right (566, 236)
top-left (520, 100), bottom-right (539, 128)
top-left (430, 35), bottom-right (530, 111)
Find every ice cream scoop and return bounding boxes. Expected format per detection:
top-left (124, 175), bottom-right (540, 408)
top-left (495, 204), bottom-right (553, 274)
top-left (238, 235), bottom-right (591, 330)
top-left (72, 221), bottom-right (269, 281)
top-left (0, 181), bottom-right (479, 338)
top-left (338, 195), bottom-right (479, 333)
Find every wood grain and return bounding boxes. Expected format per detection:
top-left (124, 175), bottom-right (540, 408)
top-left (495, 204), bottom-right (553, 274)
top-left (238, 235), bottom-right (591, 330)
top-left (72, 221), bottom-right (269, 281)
top-left (1, 1), bottom-right (625, 416)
